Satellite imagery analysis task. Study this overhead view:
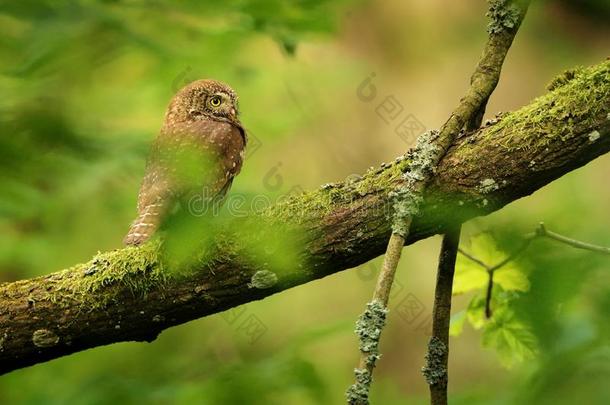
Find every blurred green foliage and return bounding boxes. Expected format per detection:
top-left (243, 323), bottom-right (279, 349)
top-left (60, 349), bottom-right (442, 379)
top-left (1, 0), bottom-right (609, 404)
top-left (0, 0), bottom-right (357, 276)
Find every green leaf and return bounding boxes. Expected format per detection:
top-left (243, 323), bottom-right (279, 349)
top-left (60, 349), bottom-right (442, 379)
top-left (466, 294), bottom-right (487, 330)
top-left (454, 233), bottom-right (530, 294)
top-left (453, 260), bottom-right (488, 294)
top-left (482, 308), bottom-right (538, 368)
top-left (453, 256), bottom-right (488, 294)
top-left (470, 233), bottom-right (507, 264)
top-left (453, 233), bottom-right (499, 294)
top-left (494, 261), bottom-right (530, 292)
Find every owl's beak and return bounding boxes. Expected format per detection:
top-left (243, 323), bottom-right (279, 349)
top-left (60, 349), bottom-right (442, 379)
top-left (230, 108), bottom-right (237, 118)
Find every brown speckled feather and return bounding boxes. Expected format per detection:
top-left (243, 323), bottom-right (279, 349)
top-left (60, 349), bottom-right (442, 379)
top-left (124, 79), bottom-right (246, 246)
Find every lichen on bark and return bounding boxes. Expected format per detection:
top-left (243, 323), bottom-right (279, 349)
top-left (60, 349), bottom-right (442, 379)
top-left (391, 130), bottom-right (440, 237)
top-left (486, 0), bottom-right (522, 34)
top-left (346, 299), bottom-right (388, 404)
top-left (422, 336), bottom-right (448, 386)
top-left (248, 270), bottom-right (278, 289)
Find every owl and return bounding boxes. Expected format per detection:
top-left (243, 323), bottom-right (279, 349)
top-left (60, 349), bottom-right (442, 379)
top-left (124, 79), bottom-right (246, 246)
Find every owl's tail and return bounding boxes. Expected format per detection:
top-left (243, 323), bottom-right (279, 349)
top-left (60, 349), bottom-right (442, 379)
top-left (123, 202), bottom-right (165, 246)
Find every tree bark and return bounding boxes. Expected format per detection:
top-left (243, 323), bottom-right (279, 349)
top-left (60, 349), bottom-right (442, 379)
top-left (1, 60), bottom-right (609, 374)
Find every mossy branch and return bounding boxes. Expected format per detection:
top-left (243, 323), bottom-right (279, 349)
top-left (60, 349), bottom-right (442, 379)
top-left (0, 59), bottom-right (609, 374)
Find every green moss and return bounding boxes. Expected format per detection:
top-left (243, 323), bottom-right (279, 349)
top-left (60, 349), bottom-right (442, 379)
top-left (546, 68), bottom-right (580, 91)
top-left (353, 158), bottom-right (408, 197)
top-left (265, 156), bottom-right (410, 223)
top-left (484, 60), bottom-right (610, 150)
top-left (50, 241), bottom-right (170, 310)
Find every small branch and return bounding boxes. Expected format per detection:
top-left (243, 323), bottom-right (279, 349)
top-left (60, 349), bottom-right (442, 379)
top-left (458, 248), bottom-right (491, 270)
top-left (346, 234), bottom-right (403, 404)
top-left (458, 223), bottom-right (610, 272)
top-left (488, 238), bottom-right (534, 272)
top-left (484, 270), bottom-right (495, 319)
top-left (535, 222), bottom-right (610, 255)
top-left (424, 225), bottom-right (461, 405)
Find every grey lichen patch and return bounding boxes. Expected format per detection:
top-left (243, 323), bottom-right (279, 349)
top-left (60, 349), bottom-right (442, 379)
top-left (346, 299), bottom-right (388, 404)
top-left (487, 0), bottom-right (521, 34)
top-left (0, 332), bottom-right (7, 352)
top-left (588, 130), bottom-right (600, 142)
top-left (355, 299), bottom-right (387, 361)
top-left (391, 130), bottom-right (440, 236)
top-left (152, 314), bottom-right (165, 323)
top-left (248, 270), bottom-right (278, 289)
top-left (50, 241), bottom-right (170, 310)
top-left (421, 336), bottom-right (448, 386)
top-left (478, 178), bottom-right (499, 194)
top-left (32, 329), bottom-right (60, 348)
top-left (346, 368), bottom-right (373, 405)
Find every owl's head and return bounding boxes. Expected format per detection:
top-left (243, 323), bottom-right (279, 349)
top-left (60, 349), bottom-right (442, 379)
top-left (165, 79), bottom-right (241, 127)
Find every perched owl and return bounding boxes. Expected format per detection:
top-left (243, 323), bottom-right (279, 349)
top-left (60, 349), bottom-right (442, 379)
top-left (124, 79), bottom-right (246, 246)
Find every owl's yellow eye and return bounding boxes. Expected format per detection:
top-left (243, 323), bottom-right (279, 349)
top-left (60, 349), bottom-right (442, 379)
top-left (210, 95), bottom-right (222, 107)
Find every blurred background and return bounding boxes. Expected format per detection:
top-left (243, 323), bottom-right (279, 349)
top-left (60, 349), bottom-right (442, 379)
top-left (0, 0), bottom-right (609, 403)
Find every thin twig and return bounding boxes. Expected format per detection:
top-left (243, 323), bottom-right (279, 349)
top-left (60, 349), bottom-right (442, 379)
top-left (484, 270), bottom-right (495, 319)
top-left (458, 248), bottom-right (490, 270)
top-left (488, 238), bottom-right (534, 272)
top-left (424, 225), bottom-right (461, 405)
top-left (426, 86), bottom-right (492, 405)
top-left (535, 222), bottom-right (610, 255)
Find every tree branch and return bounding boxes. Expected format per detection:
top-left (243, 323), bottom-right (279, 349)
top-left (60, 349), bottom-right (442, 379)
top-left (0, 59), bottom-right (609, 374)
top-left (423, 225), bottom-right (461, 404)
top-left (534, 222), bottom-right (610, 255)
top-left (348, 2), bottom-right (531, 401)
